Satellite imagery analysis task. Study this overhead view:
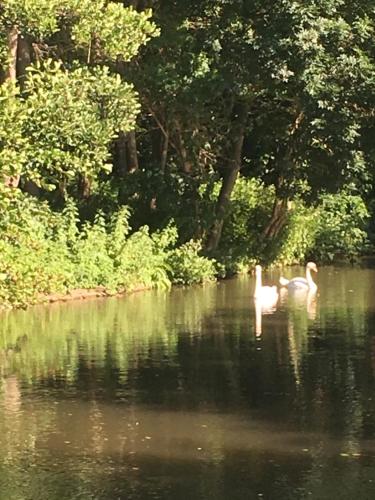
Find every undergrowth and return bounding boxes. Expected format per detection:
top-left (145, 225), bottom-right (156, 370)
top-left (0, 181), bottom-right (369, 309)
top-left (0, 189), bottom-right (216, 308)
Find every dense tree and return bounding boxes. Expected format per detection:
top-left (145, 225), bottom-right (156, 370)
top-left (0, 0), bottom-right (158, 192)
top-left (0, 0), bottom-right (374, 305)
top-left (130, 0), bottom-right (375, 248)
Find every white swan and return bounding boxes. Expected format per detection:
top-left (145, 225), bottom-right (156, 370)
top-left (279, 262), bottom-right (318, 292)
top-left (254, 265), bottom-right (279, 302)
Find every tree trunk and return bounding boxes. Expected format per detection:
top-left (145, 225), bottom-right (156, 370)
top-left (262, 198), bottom-right (289, 239)
top-left (5, 26), bottom-right (19, 82)
top-left (129, 0), bottom-right (140, 8)
top-left (261, 107), bottom-right (304, 238)
top-left (205, 103), bottom-right (248, 252)
top-left (175, 120), bottom-right (192, 174)
top-left (127, 131), bottom-right (139, 172)
top-left (5, 36), bottom-right (33, 190)
top-left (58, 179), bottom-right (67, 200)
top-left (151, 125), bottom-right (169, 172)
top-left (160, 131), bottom-right (169, 172)
top-left (128, 0), bottom-right (152, 10)
top-left (114, 131), bottom-right (128, 177)
top-left (21, 179), bottom-right (41, 197)
top-left (79, 175), bottom-right (91, 199)
top-left (16, 34), bottom-right (32, 89)
top-left (151, 128), bottom-right (161, 165)
top-left (262, 133), bottom-right (299, 240)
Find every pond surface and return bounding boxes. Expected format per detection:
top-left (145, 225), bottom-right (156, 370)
top-left (1, 265), bottom-right (375, 499)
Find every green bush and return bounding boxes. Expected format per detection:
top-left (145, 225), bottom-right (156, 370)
top-left (0, 183), bottom-right (369, 309)
top-left (109, 224), bottom-right (174, 291)
top-left (167, 240), bottom-right (217, 285)
top-left (276, 201), bottom-right (320, 265)
top-left (274, 192), bottom-right (369, 265)
top-left (0, 187), bottom-right (74, 306)
top-left (202, 176), bottom-right (274, 272)
top-left (222, 177), bottom-right (274, 251)
top-left (313, 192), bottom-right (369, 261)
top-left (0, 190), bottom-right (218, 308)
top-left (204, 177), bottom-right (369, 268)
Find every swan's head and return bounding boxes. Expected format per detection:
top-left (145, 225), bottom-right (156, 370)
top-left (307, 262), bottom-right (318, 273)
top-left (255, 264), bottom-right (262, 275)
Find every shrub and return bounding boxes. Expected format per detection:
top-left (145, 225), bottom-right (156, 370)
top-left (167, 240), bottom-right (217, 285)
top-left (202, 176), bottom-right (274, 272)
top-left (313, 192), bottom-right (369, 261)
top-left (110, 224), bottom-right (174, 291)
top-left (0, 190), bottom-right (218, 308)
top-left (222, 177), bottom-right (275, 252)
top-left (276, 201), bottom-right (320, 265)
top-left (274, 192), bottom-right (369, 265)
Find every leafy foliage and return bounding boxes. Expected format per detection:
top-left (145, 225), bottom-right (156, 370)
top-left (313, 192), bottom-right (369, 262)
top-left (0, 191), bottom-right (217, 308)
top-left (71, 2), bottom-right (159, 61)
top-left (22, 61), bottom-right (140, 188)
top-left (276, 193), bottom-right (369, 265)
top-left (0, 0), bottom-right (158, 58)
top-left (276, 202), bottom-right (321, 266)
top-left (1, 0), bottom-right (65, 37)
top-left (167, 240), bottom-right (217, 285)
top-left (217, 177), bottom-right (275, 261)
top-left (0, 82), bottom-right (27, 179)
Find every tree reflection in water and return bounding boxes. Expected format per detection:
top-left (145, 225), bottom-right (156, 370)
top-left (0, 267), bottom-right (374, 499)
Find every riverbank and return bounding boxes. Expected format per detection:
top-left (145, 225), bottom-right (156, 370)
top-left (38, 284), bottom-right (152, 305)
top-left (0, 198), bottom-right (218, 310)
top-left (0, 186), bottom-right (371, 310)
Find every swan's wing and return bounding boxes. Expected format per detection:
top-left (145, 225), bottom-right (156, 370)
top-left (288, 277), bottom-right (309, 288)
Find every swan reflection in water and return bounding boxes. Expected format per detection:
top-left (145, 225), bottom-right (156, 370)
top-left (254, 278), bottom-right (317, 346)
top-left (280, 286), bottom-right (317, 321)
top-left (280, 286), bottom-right (318, 384)
top-left (253, 264), bottom-right (279, 337)
top-left (254, 296), bottom-right (278, 337)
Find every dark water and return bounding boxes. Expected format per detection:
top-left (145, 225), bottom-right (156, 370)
top-left (1, 265), bottom-right (375, 500)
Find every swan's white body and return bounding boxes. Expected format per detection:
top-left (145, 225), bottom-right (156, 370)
top-left (254, 265), bottom-right (279, 302)
top-left (279, 262), bottom-right (318, 292)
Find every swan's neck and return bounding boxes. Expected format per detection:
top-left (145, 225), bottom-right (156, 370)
top-left (306, 268), bottom-right (316, 288)
top-left (255, 271), bottom-right (262, 294)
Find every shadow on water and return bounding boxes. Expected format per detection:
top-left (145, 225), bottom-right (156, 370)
top-left (1, 267), bottom-right (375, 499)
